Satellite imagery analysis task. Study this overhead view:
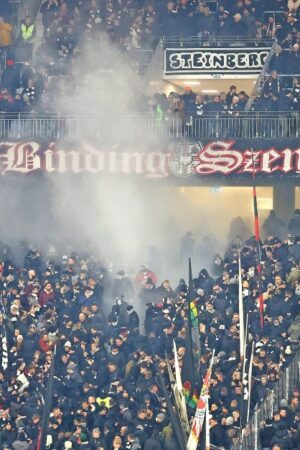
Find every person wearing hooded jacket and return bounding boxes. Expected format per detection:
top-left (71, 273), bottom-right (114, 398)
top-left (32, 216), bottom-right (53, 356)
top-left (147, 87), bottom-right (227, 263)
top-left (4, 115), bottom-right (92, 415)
top-left (11, 431), bottom-right (30, 450)
top-left (194, 268), bottom-right (215, 294)
top-left (266, 293), bottom-right (285, 317)
top-left (270, 423), bottom-right (293, 449)
top-left (260, 418), bottom-right (275, 449)
top-left (288, 210), bottom-right (300, 236)
top-left (127, 306), bottom-right (139, 332)
top-left (112, 271), bottom-right (135, 301)
top-left (0, 422), bottom-right (17, 448)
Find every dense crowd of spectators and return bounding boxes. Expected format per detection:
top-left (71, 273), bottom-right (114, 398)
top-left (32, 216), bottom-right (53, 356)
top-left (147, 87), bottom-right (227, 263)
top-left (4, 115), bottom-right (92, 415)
top-left (260, 383), bottom-right (300, 450)
top-left (0, 1), bottom-right (300, 117)
top-left (36, 0), bottom-right (300, 50)
top-left (149, 77), bottom-right (300, 124)
top-left (0, 210), bottom-right (299, 450)
top-left (149, 86), bottom-right (250, 121)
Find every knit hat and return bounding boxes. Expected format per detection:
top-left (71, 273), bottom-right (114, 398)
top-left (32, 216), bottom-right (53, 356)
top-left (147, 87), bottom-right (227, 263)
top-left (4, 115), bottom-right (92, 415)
top-left (285, 346), bottom-right (292, 355)
top-left (279, 399), bottom-right (288, 408)
top-left (80, 433), bottom-right (88, 442)
top-left (156, 413), bottom-right (166, 423)
top-left (225, 416), bottom-right (234, 426)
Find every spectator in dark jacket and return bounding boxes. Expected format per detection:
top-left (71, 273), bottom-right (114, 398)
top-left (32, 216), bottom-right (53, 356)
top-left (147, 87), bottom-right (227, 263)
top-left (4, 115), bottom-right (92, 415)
top-left (260, 418), bottom-right (275, 450)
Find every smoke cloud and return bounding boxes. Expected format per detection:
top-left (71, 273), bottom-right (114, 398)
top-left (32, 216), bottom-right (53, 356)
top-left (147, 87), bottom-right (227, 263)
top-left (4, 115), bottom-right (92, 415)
top-left (0, 35), bottom-right (272, 290)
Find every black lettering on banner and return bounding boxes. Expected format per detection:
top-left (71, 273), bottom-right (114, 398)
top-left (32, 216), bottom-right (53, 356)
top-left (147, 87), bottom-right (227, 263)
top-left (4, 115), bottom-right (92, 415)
top-left (237, 53), bottom-right (248, 67)
top-left (226, 54), bottom-right (236, 69)
top-left (205, 53), bottom-right (211, 68)
top-left (180, 53), bottom-right (193, 69)
top-left (260, 52), bottom-right (269, 65)
top-left (249, 53), bottom-right (259, 67)
top-left (166, 48), bottom-right (270, 73)
top-left (212, 54), bottom-right (225, 69)
top-left (168, 53), bottom-right (181, 69)
top-left (193, 52), bottom-right (204, 68)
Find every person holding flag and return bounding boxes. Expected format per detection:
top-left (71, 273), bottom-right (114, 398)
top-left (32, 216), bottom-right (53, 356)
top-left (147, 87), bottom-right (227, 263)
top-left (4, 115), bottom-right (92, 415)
top-left (187, 350), bottom-right (215, 450)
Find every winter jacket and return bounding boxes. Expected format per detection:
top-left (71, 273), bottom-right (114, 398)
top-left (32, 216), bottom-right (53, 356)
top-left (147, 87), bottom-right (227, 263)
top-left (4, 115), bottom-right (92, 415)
top-left (38, 289), bottom-right (55, 307)
top-left (260, 423), bottom-right (275, 447)
top-left (288, 316), bottom-right (300, 340)
top-left (286, 268), bottom-right (300, 284)
top-left (144, 437), bottom-right (163, 450)
top-left (0, 22), bottom-right (12, 47)
top-left (12, 439), bottom-right (30, 450)
top-left (270, 428), bottom-right (293, 449)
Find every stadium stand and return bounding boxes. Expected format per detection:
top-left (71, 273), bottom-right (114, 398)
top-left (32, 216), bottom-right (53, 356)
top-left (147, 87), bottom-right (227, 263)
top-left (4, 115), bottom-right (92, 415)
top-left (0, 2), bottom-right (299, 450)
top-left (0, 226), bottom-right (299, 450)
top-left (259, 383), bottom-right (300, 450)
top-left (0, 1), bottom-right (299, 116)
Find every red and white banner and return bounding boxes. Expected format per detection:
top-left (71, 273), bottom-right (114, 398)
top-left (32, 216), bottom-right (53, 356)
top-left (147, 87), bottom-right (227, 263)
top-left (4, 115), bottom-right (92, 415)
top-left (1, 140), bottom-right (300, 177)
top-left (187, 352), bottom-right (214, 450)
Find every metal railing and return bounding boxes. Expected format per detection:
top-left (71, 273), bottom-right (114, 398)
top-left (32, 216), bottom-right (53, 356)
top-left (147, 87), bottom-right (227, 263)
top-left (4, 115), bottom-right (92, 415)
top-left (13, 0), bottom-right (41, 40)
top-left (230, 348), bottom-right (300, 450)
top-left (263, 11), bottom-right (287, 22)
top-left (131, 49), bottom-right (154, 75)
top-left (260, 73), bottom-right (300, 91)
top-left (246, 41), bottom-right (277, 111)
top-left (18, 0), bottom-right (41, 18)
top-left (0, 112), bottom-right (300, 140)
top-left (162, 36), bottom-right (274, 49)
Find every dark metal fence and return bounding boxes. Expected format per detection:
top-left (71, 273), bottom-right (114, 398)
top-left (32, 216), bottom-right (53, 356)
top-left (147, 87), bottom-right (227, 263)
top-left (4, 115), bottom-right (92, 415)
top-left (230, 348), bottom-right (300, 450)
top-left (162, 36), bottom-right (274, 49)
top-left (0, 112), bottom-right (299, 140)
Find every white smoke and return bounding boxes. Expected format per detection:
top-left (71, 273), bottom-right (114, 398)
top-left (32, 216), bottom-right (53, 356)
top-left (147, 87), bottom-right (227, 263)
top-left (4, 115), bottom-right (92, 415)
top-left (0, 35), bottom-right (270, 288)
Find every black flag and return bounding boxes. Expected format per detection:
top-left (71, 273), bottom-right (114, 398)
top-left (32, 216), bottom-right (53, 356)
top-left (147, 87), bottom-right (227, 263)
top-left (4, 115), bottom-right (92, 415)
top-left (156, 362), bottom-right (187, 450)
top-left (182, 258), bottom-right (197, 409)
top-left (37, 345), bottom-right (57, 450)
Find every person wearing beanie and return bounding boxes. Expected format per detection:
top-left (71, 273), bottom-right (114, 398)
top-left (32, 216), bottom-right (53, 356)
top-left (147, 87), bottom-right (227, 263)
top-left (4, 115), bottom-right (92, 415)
top-left (11, 431), bottom-right (30, 450)
top-left (225, 416), bottom-right (234, 427)
top-left (260, 418), bottom-right (275, 450)
top-left (127, 306), bottom-right (140, 332)
top-left (270, 422), bottom-right (293, 449)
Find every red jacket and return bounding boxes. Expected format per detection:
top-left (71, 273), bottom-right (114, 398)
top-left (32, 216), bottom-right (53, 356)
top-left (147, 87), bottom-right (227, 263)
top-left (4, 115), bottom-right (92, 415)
top-left (38, 289), bottom-right (55, 307)
top-left (135, 270), bottom-right (157, 287)
top-left (38, 337), bottom-right (52, 352)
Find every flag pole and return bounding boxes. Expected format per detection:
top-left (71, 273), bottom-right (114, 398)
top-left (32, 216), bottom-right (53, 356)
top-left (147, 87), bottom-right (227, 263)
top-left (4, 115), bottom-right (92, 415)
top-left (205, 397), bottom-right (210, 450)
top-left (155, 360), bottom-right (188, 450)
top-left (251, 148), bottom-right (264, 329)
top-left (238, 249), bottom-right (245, 362)
top-left (187, 349), bottom-right (215, 450)
top-left (170, 342), bottom-right (190, 436)
top-left (182, 258), bottom-right (197, 408)
top-left (247, 342), bottom-right (255, 422)
top-left (244, 313), bottom-right (249, 351)
top-left (37, 344), bottom-right (57, 450)
top-left (0, 297), bottom-right (9, 373)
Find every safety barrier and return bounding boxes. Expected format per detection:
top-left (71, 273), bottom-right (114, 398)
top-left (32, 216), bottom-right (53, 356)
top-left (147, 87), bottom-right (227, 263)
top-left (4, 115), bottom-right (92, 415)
top-left (162, 36), bottom-right (274, 49)
top-left (230, 348), bottom-right (300, 450)
top-left (0, 112), bottom-right (299, 140)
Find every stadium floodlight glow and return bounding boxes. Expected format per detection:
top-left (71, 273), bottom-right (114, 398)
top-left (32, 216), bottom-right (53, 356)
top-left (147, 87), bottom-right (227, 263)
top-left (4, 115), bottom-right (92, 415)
top-left (210, 187), bottom-right (222, 193)
top-left (182, 81), bottom-right (201, 86)
top-left (201, 89), bottom-right (219, 93)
